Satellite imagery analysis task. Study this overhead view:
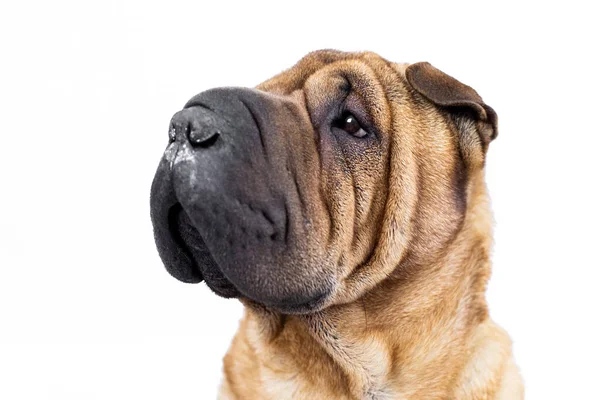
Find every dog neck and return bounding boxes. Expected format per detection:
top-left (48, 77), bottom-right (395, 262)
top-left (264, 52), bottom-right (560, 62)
top-left (229, 176), bottom-right (495, 399)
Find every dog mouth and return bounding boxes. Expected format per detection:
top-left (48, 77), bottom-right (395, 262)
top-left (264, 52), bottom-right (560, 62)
top-left (150, 155), bottom-right (333, 312)
top-left (150, 153), bottom-right (238, 297)
top-left (166, 203), bottom-right (206, 279)
top-left (166, 203), bottom-right (241, 298)
top-left (164, 204), bottom-right (332, 312)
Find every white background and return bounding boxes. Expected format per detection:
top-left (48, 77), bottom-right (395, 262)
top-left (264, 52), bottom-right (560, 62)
top-left (1, 1), bottom-right (599, 399)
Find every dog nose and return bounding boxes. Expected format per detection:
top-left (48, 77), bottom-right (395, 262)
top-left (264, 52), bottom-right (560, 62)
top-left (169, 107), bottom-right (221, 148)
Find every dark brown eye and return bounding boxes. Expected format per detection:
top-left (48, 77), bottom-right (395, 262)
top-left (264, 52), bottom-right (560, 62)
top-left (334, 112), bottom-right (368, 138)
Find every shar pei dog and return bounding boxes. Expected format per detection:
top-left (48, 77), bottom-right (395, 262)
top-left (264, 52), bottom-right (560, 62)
top-left (150, 50), bottom-right (523, 399)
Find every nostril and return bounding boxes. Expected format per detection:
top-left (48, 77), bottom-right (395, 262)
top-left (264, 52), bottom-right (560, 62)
top-left (169, 107), bottom-right (223, 148)
top-left (188, 127), bottom-right (220, 148)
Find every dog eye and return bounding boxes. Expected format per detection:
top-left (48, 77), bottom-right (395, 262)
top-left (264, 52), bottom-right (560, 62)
top-left (334, 112), bottom-right (368, 138)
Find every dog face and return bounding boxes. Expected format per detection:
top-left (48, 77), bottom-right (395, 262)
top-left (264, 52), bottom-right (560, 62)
top-left (150, 50), bottom-right (497, 313)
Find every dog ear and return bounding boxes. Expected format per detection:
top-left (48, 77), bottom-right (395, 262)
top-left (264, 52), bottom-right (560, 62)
top-left (405, 62), bottom-right (498, 151)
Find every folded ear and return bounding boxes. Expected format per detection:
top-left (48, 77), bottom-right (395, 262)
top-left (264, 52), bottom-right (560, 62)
top-left (405, 62), bottom-right (498, 154)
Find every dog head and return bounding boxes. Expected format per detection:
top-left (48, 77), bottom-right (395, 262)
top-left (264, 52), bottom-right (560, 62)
top-left (150, 50), bottom-right (497, 313)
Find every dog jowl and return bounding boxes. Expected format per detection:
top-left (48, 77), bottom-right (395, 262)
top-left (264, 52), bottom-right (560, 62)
top-left (150, 50), bottom-right (523, 399)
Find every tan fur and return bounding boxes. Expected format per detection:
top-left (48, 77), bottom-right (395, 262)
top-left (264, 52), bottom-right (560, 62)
top-left (217, 51), bottom-right (523, 399)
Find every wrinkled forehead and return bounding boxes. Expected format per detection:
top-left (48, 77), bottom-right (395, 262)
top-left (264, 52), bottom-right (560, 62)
top-left (256, 50), bottom-right (404, 95)
top-left (256, 50), bottom-right (408, 134)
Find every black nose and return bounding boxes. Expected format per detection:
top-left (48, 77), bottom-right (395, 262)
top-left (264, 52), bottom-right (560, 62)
top-left (169, 106), bottom-right (221, 148)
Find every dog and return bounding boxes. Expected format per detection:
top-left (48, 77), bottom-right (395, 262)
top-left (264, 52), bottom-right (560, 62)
top-left (150, 50), bottom-right (523, 399)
